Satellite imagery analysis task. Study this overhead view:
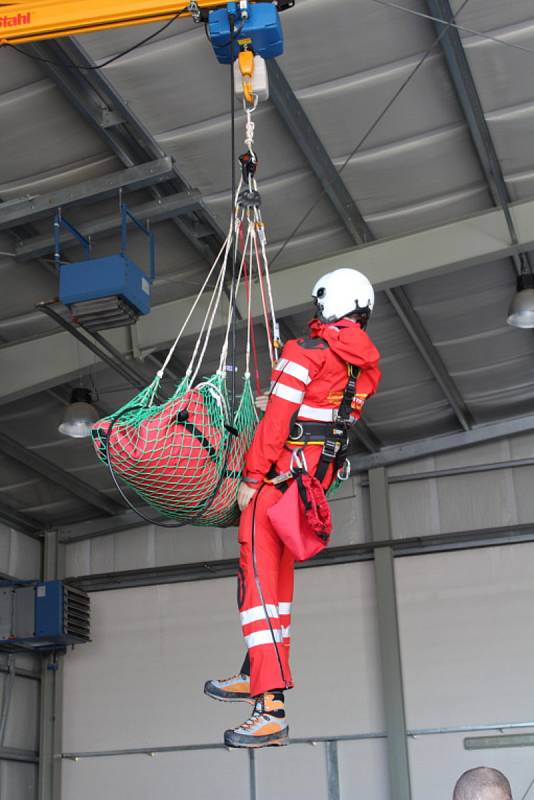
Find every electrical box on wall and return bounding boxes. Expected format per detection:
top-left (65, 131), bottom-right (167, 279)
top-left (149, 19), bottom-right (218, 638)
top-left (0, 580), bottom-right (90, 653)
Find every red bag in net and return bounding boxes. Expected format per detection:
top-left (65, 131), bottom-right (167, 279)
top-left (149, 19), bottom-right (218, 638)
top-left (267, 470), bottom-right (332, 562)
top-left (92, 389), bottom-right (222, 513)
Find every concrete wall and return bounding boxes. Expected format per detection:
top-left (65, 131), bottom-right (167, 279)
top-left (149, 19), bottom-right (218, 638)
top-left (0, 524), bottom-right (41, 800)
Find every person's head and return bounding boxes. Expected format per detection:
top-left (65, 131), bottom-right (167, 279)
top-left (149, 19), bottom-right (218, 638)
top-left (453, 767), bottom-right (512, 800)
top-left (311, 268), bottom-right (375, 329)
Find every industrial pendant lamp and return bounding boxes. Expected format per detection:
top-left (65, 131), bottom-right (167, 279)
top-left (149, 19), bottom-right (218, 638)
top-left (58, 387), bottom-right (99, 438)
top-left (507, 269), bottom-right (534, 329)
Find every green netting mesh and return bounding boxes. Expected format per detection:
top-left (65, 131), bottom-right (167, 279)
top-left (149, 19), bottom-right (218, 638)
top-left (92, 372), bottom-right (258, 528)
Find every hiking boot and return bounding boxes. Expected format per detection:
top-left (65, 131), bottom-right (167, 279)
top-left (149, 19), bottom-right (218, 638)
top-left (204, 673), bottom-right (252, 703)
top-left (224, 691), bottom-right (289, 748)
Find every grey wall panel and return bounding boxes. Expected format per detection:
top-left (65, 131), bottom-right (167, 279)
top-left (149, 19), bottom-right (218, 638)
top-left (408, 731), bottom-right (534, 800)
top-left (62, 563), bottom-right (381, 796)
top-left (64, 484), bottom-right (367, 578)
top-left (0, 674), bottom-right (39, 751)
top-left (64, 431), bottom-right (534, 576)
top-left (255, 743), bottom-right (328, 800)
top-left (338, 740), bottom-right (389, 800)
top-left (0, 763), bottom-right (37, 800)
top-left (0, 525), bottom-right (41, 580)
top-left (62, 750), bottom-right (250, 800)
top-left (396, 544), bottom-right (534, 730)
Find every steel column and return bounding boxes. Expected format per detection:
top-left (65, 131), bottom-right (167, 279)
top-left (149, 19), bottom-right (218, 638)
top-left (369, 468), bottom-right (412, 800)
top-left (38, 530), bottom-right (64, 800)
top-left (325, 740), bottom-right (341, 800)
top-left (248, 750), bottom-right (257, 800)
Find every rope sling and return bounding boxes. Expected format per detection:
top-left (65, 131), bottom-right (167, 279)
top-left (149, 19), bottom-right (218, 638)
top-left (91, 101), bottom-right (280, 528)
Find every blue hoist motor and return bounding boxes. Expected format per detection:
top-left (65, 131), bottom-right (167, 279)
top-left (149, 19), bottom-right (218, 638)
top-left (57, 203), bottom-right (155, 331)
top-left (207, 1), bottom-right (290, 64)
top-left (0, 580), bottom-right (90, 653)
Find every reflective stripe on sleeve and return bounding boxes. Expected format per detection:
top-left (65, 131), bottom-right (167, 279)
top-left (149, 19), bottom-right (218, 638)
top-left (271, 383), bottom-right (305, 404)
top-left (278, 602), bottom-right (292, 616)
top-left (275, 358), bottom-right (311, 385)
top-left (298, 404), bottom-right (335, 422)
top-left (240, 604), bottom-right (279, 627)
top-left (245, 629), bottom-right (284, 649)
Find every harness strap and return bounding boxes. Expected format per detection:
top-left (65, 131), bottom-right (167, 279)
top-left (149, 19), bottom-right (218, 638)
top-left (314, 364), bottom-right (359, 482)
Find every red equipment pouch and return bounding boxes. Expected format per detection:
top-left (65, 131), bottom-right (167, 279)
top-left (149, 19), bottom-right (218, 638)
top-left (267, 471), bottom-right (332, 562)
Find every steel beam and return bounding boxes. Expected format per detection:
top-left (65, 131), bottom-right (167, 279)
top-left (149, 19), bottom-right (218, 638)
top-left (0, 499), bottom-right (42, 538)
top-left (427, 0), bottom-right (525, 274)
top-left (350, 413), bottom-right (534, 473)
top-left (4, 192), bottom-right (530, 405)
top-left (64, 521), bottom-right (534, 586)
top-left (24, 38), bottom-right (226, 264)
top-left (369, 468), bottom-right (412, 800)
top-left (0, 747), bottom-right (38, 764)
top-left (0, 430), bottom-right (122, 517)
top-left (268, 59), bottom-right (471, 431)
top-left (58, 723), bottom-right (534, 760)
top-left (386, 286), bottom-right (473, 430)
top-left (267, 60), bottom-right (372, 245)
top-left (0, 159), bottom-right (176, 230)
top-left (360, 456), bottom-right (534, 487)
top-left (16, 191), bottom-right (201, 261)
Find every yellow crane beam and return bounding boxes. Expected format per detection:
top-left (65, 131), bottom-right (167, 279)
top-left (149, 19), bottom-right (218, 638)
top-left (0, 0), bottom-right (228, 44)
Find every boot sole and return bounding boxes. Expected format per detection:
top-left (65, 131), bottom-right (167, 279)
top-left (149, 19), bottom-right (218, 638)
top-left (224, 729), bottom-right (290, 749)
top-left (204, 685), bottom-right (253, 704)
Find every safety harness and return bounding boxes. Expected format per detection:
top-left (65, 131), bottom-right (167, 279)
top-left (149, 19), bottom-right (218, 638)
top-left (267, 362), bottom-right (359, 489)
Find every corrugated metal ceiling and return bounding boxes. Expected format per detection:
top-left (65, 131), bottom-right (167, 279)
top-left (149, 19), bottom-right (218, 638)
top-left (0, 0), bottom-right (533, 530)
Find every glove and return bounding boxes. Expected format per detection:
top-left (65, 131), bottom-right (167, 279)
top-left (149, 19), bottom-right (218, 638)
top-left (237, 482), bottom-right (257, 512)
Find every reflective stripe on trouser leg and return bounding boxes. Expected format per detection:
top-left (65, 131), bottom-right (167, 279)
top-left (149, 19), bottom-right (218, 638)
top-left (238, 486), bottom-right (295, 696)
top-left (278, 547), bottom-right (294, 664)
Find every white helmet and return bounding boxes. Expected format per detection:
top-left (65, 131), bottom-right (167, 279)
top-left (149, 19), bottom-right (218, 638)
top-left (312, 268), bottom-right (375, 324)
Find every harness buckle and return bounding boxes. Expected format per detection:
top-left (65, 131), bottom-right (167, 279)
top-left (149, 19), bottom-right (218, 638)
top-left (321, 438), bottom-right (340, 461)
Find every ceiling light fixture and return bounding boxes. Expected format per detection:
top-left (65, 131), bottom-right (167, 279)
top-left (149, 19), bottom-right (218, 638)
top-left (58, 388), bottom-right (99, 439)
top-left (507, 270), bottom-right (534, 330)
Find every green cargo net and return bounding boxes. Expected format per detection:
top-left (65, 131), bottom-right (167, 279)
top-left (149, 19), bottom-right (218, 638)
top-left (91, 133), bottom-right (280, 527)
top-left (92, 373), bottom-right (258, 527)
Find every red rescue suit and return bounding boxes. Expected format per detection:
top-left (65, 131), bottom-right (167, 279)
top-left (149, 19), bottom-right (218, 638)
top-left (238, 317), bottom-right (381, 696)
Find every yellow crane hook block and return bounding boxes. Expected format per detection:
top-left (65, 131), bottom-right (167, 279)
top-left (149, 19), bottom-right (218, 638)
top-left (234, 52), bottom-right (269, 103)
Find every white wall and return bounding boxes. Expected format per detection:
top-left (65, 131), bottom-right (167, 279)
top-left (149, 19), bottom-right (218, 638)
top-left (0, 523), bottom-right (41, 800)
top-left (60, 431), bottom-right (534, 800)
top-left (62, 542), bottom-right (534, 800)
top-left (65, 433), bottom-right (534, 579)
top-left (62, 562), bottom-right (384, 800)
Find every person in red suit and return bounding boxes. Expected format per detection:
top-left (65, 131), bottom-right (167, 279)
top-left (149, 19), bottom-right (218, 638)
top-left (205, 268), bottom-right (381, 748)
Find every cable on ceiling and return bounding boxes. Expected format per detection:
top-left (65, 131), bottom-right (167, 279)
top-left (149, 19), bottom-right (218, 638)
top-left (268, 0), bottom-right (472, 268)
